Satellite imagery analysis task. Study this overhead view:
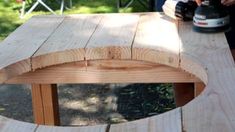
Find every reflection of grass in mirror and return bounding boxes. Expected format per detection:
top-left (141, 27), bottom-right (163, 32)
top-left (0, 0), bottom-right (148, 41)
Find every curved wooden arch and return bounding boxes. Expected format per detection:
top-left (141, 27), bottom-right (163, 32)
top-left (0, 13), bottom-right (234, 132)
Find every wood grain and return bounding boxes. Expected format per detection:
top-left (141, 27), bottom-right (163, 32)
top-left (31, 84), bottom-right (45, 125)
top-left (179, 22), bottom-right (234, 81)
top-left (31, 84), bottom-right (60, 126)
top-left (6, 60), bottom-right (200, 84)
top-left (85, 14), bottom-right (139, 60)
top-left (110, 108), bottom-right (181, 132)
top-left (35, 124), bottom-right (107, 132)
top-left (32, 15), bottom-right (102, 70)
top-left (0, 16), bottom-right (64, 83)
top-left (179, 22), bottom-right (235, 132)
top-left (132, 13), bottom-right (180, 68)
top-left (0, 116), bottom-right (37, 132)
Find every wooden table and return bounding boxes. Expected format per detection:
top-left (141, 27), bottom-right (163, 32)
top-left (0, 13), bottom-right (234, 132)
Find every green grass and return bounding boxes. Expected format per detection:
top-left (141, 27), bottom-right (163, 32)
top-left (0, 0), bottom-right (149, 41)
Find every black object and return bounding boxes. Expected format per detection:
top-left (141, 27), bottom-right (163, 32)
top-left (193, 0), bottom-right (231, 33)
top-left (225, 6), bottom-right (235, 49)
top-left (151, 0), bottom-right (165, 11)
top-left (175, 1), bottom-right (198, 21)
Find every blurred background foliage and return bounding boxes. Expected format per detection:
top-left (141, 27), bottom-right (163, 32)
top-left (0, 0), bottom-right (148, 40)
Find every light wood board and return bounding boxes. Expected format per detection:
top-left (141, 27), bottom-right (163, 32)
top-left (0, 116), bottom-right (37, 132)
top-left (110, 108), bottom-right (181, 132)
top-left (85, 14), bottom-right (139, 60)
top-left (132, 13), bottom-right (180, 68)
top-left (0, 16), bottom-right (64, 83)
top-left (6, 60), bottom-right (200, 84)
top-left (32, 15), bottom-right (102, 70)
top-left (179, 22), bottom-right (235, 132)
top-left (35, 124), bottom-right (107, 132)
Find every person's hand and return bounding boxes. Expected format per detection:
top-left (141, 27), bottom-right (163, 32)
top-left (221, 0), bottom-right (235, 6)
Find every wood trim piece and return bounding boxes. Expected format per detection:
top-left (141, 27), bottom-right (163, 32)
top-left (31, 84), bottom-right (60, 126)
top-left (7, 60), bottom-right (200, 84)
top-left (31, 84), bottom-right (45, 125)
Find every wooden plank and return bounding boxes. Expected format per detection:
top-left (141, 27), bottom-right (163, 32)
top-left (194, 82), bottom-right (205, 97)
top-left (179, 22), bottom-right (235, 131)
top-left (85, 14), bottom-right (139, 60)
top-left (0, 16), bottom-right (64, 83)
top-left (173, 83), bottom-right (194, 107)
top-left (31, 84), bottom-right (45, 124)
top-left (35, 124), bottom-right (107, 132)
top-left (110, 108), bottom-right (182, 132)
top-left (0, 115), bottom-right (37, 132)
top-left (32, 15), bottom-right (102, 70)
top-left (31, 84), bottom-right (60, 126)
top-left (6, 60), bottom-right (200, 84)
top-left (132, 13), bottom-right (180, 68)
top-left (182, 70), bottom-right (235, 132)
top-left (179, 22), bottom-right (234, 83)
top-left (41, 84), bottom-right (60, 126)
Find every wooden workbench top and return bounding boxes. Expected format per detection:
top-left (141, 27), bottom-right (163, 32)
top-left (0, 13), bottom-right (235, 132)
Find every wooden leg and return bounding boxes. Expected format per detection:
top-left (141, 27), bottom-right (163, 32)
top-left (194, 82), bottom-right (205, 97)
top-left (31, 84), bottom-right (60, 126)
top-left (173, 83), bottom-right (194, 107)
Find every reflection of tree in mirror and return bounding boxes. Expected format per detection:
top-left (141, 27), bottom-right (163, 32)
top-left (114, 84), bottom-right (175, 123)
